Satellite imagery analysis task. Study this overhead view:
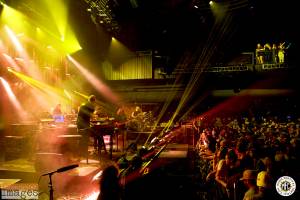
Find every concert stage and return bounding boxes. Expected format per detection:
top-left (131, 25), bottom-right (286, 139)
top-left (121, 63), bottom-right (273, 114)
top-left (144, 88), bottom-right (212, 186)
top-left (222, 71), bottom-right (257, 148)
top-left (0, 130), bottom-right (125, 200)
top-left (0, 120), bottom-right (198, 200)
top-left (0, 140), bottom-right (195, 200)
top-left (0, 157), bottom-right (106, 200)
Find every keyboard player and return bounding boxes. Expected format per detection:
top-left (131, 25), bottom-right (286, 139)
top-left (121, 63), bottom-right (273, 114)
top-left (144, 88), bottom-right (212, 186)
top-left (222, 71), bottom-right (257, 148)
top-left (76, 95), bottom-right (97, 160)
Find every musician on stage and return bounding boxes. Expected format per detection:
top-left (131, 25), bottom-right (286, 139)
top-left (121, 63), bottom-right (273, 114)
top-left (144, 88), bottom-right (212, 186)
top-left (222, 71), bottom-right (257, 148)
top-left (52, 103), bottom-right (62, 115)
top-left (131, 106), bottom-right (143, 119)
top-left (129, 106), bottom-right (146, 131)
top-left (76, 95), bottom-right (97, 160)
top-left (116, 106), bottom-right (127, 122)
top-left (115, 106), bottom-right (128, 151)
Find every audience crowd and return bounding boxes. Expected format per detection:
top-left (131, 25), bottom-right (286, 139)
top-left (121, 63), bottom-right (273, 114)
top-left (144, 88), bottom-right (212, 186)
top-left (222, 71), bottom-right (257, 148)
top-left (194, 110), bottom-right (299, 199)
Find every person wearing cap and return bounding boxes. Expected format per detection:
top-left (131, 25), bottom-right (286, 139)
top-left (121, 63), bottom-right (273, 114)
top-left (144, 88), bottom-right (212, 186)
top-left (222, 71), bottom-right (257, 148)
top-left (254, 171), bottom-right (278, 200)
top-left (240, 169), bottom-right (258, 200)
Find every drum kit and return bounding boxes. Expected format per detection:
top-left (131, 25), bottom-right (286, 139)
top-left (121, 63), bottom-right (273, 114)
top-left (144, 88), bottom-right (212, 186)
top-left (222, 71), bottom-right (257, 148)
top-left (127, 111), bottom-right (154, 132)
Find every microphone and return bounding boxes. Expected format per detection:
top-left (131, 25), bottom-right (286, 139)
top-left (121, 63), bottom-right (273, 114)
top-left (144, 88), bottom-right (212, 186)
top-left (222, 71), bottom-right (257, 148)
top-left (56, 164), bottom-right (79, 173)
top-left (41, 164), bottom-right (79, 176)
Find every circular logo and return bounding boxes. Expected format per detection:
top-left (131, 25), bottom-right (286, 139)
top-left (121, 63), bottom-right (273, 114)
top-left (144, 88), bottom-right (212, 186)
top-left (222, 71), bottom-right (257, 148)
top-left (276, 176), bottom-right (296, 196)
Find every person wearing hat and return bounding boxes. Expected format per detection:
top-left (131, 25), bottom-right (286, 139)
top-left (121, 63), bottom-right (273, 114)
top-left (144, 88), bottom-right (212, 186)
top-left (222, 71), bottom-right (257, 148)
top-left (254, 171), bottom-right (278, 200)
top-left (240, 169), bottom-right (258, 200)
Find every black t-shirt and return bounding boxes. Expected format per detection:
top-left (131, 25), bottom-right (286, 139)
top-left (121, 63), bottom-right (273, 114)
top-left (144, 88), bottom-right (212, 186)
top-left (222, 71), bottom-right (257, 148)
top-left (76, 102), bottom-right (95, 129)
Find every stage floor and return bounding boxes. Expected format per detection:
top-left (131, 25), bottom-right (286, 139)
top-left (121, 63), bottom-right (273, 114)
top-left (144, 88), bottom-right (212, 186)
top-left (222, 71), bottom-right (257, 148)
top-left (0, 142), bottom-right (193, 200)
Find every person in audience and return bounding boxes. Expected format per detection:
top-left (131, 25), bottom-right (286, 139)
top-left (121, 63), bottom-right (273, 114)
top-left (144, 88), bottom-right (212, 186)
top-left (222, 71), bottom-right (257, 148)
top-left (215, 149), bottom-right (240, 199)
top-left (236, 138), bottom-right (254, 171)
top-left (246, 147), bottom-right (258, 170)
top-left (199, 135), bottom-right (216, 159)
top-left (240, 169), bottom-right (258, 200)
top-left (254, 171), bottom-right (278, 200)
top-left (206, 141), bottom-right (228, 182)
top-left (273, 144), bottom-right (289, 177)
top-left (97, 165), bottom-right (122, 200)
top-left (212, 140), bottom-right (228, 170)
top-left (193, 98), bottom-right (299, 200)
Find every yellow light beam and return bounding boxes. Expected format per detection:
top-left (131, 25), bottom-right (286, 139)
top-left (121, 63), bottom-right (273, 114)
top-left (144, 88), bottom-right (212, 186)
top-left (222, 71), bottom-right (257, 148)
top-left (8, 68), bottom-right (71, 105)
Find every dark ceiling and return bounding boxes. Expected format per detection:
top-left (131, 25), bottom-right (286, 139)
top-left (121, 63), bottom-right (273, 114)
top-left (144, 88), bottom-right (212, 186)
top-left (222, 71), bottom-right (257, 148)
top-left (69, 0), bottom-right (299, 66)
top-left (2, 0), bottom-right (299, 71)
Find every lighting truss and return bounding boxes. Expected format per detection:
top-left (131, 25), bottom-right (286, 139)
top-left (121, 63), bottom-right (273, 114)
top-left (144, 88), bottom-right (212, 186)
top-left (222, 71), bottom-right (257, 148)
top-left (84, 0), bottom-right (120, 33)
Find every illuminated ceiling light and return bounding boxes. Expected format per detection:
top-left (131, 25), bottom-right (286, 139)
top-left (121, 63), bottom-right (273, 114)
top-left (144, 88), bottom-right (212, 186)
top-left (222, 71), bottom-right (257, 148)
top-left (209, 0), bottom-right (227, 21)
top-left (209, 1), bottom-right (214, 6)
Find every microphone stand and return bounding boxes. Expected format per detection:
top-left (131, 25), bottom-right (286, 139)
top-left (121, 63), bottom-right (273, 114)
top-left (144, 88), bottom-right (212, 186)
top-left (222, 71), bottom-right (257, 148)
top-left (46, 171), bottom-right (55, 200)
top-left (41, 164), bottom-right (79, 200)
